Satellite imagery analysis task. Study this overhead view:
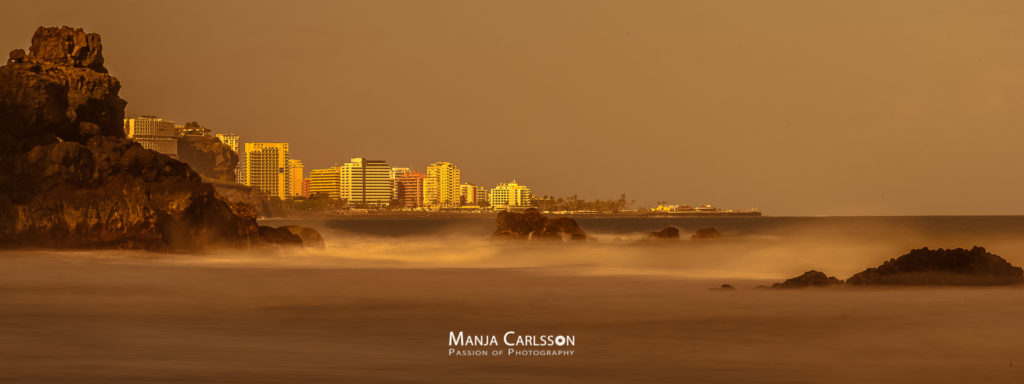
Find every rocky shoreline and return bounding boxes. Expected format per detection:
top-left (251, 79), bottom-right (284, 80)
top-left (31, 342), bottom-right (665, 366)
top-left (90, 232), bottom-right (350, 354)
top-left (0, 26), bottom-right (319, 251)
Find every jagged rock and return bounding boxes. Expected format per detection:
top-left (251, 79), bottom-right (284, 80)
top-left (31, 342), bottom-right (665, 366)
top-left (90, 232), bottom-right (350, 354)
top-left (771, 270), bottom-right (843, 288)
top-left (692, 227), bottom-right (722, 240)
top-left (493, 208), bottom-right (586, 241)
top-left (281, 225), bottom-right (325, 248)
top-left (0, 26), bottom-right (305, 251)
top-left (847, 246), bottom-right (1024, 286)
top-left (177, 136), bottom-right (238, 182)
top-left (649, 226), bottom-right (680, 239)
top-left (29, 26), bottom-right (105, 72)
top-left (0, 27), bottom-right (125, 152)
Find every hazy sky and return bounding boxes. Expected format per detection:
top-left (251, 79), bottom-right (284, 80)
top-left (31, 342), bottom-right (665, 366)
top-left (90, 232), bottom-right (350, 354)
top-left (4, 0), bottom-right (1023, 215)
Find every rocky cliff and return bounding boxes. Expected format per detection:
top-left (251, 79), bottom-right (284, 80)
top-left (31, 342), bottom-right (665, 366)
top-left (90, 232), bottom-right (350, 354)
top-left (177, 136), bottom-right (238, 182)
top-left (0, 26), bottom-right (311, 251)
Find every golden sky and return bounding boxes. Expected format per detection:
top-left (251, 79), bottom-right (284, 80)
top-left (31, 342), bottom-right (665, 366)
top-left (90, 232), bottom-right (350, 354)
top-left (4, 0), bottom-right (1023, 215)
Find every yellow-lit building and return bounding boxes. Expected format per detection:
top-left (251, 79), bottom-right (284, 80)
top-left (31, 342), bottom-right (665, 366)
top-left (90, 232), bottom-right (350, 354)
top-left (287, 159), bottom-right (304, 198)
top-left (243, 142), bottom-right (290, 200)
top-left (424, 162), bottom-right (461, 209)
top-left (309, 166), bottom-right (342, 200)
top-left (341, 157), bottom-right (391, 208)
top-left (123, 116), bottom-right (178, 157)
top-left (489, 181), bottom-right (532, 208)
top-left (460, 183), bottom-right (479, 206)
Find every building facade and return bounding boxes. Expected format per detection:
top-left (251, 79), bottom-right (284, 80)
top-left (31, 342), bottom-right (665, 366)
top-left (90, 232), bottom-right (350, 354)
top-left (287, 159), bottom-right (304, 198)
top-left (423, 162), bottom-right (461, 209)
top-left (309, 166), bottom-right (342, 200)
top-left (340, 157), bottom-right (391, 208)
top-left (475, 187), bottom-right (489, 206)
top-left (460, 184), bottom-right (479, 206)
top-left (243, 142), bottom-right (291, 200)
top-left (123, 116), bottom-right (179, 157)
top-left (389, 167), bottom-right (410, 202)
top-left (395, 170), bottom-right (426, 208)
top-left (301, 178), bottom-right (310, 199)
top-left (489, 181), bottom-right (532, 208)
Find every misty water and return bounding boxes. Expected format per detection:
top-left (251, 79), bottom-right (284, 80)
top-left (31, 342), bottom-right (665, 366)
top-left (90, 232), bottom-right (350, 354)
top-left (2, 216), bottom-right (1023, 383)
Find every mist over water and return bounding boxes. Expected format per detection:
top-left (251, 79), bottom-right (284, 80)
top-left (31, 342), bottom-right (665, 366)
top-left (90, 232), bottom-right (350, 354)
top-left (2, 216), bottom-right (1024, 383)
top-left (207, 216), bottom-right (1024, 281)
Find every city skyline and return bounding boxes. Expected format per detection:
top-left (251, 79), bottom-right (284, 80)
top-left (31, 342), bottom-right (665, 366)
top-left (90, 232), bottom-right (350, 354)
top-left (7, 1), bottom-right (1024, 215)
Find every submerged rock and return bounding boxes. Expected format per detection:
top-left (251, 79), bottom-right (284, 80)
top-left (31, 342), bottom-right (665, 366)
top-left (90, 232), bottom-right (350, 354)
top-left (649, 226), bottom-right (680, 239)
top-left (771, 270), bottom-right (844, 289)
top-left (493, 208), bottom-right (586, 241)
top-left (846, 246), bottom-right (1024, 286)
top-left (692, 227), bottom-right (723, 240)
top-left (0, 26), bottom-right (311, 251)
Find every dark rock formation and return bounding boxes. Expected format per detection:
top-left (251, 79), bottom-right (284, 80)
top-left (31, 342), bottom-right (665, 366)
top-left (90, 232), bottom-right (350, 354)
top-left (649, 226), bottom-right (680, 239)
top-left (0, 27), bottom-right (125, 152)
top-left (846, 246), bottom-right (1024, 286)
top-left (208, 179), bottom-right (275, 217)
top-left (177, 136), bottom-right (238, 182)
top-left (710, 284), bottom-right (736, 291)
top-left (771, 270), bottom-right (844, 289)
top-left (0, 26), bottom-right (314, 251)
top-left (692, 227), bottom-right (723, 240)
top-left (281, 225), bottom-right (325, 248)
top-left (493, 208), bottom-right (587, 241)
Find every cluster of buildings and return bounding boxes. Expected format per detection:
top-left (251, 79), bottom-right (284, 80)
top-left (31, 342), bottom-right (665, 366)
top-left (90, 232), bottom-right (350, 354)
top-left (123, 115), bottom-right (535, 211)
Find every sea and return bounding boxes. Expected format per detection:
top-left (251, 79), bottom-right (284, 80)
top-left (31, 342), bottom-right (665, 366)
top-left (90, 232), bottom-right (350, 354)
top-left (1, 215), bottom-right (1022, 383)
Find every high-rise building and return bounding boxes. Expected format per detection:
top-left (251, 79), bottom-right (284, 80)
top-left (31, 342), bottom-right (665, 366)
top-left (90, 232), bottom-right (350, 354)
top-left (460, 184), bottom-right (479, 206)
top-left (489, 181), bottom-right (532, 208)
top-left (340, 157), bottom-right (391, 208)
top-left (389, 167), bottom-right (410, 202)
top-left (476, 187), bottom-right (489, 205)
top-left (424, 162), bottom-right (461, 209)
top-left (214, 133), bottom-right (241, 182)
top-left (395, 170), bottom-right (425, 208)
top-left (301, 178), bottom-right (310, 199)
top-left (243, 142), bottom-right (290, 200)
top-left (309, 166), bottom-right (342, 200)
top-left (287, 159), bottom-right (304, 198)
top-left (123, 116), bottom-right (178, 157)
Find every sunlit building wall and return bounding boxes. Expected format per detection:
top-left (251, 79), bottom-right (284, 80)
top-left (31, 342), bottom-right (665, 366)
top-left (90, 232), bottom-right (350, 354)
top-left (309, 166), bottom-right (342, 200)
top-left (123, 116), bottom-right (178, 157)
top-left (243, 142), bottom-right (290, 200)
top-left (396, 170), bottom-right (425, 208)
top-left (489, 181), bottom-right (532, 208)
top-left (424, 162), bottom-right (461, 209)
top-left (341, 157), bottom-right (391, 208)
top-left (287, 159), bottom-right (304, 198)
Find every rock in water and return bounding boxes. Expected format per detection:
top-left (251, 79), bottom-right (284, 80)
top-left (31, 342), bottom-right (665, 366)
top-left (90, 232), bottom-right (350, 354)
top-left (281, 225), bottom-right (326, 248)
top-left (771, 270), bottom-right (844, 288)
top-left (177, 136), bottom-right (239, 182)
top-left (692, 227), bottom-right (722, 240)
top-left (0, 26), bottom-right (312, 250)
top-left (846, 246), bottom-right (1024, 286)
top-left (493, 208), bottom-right (586, 241)
top-left (649, 226), bottom-right (680, 239)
